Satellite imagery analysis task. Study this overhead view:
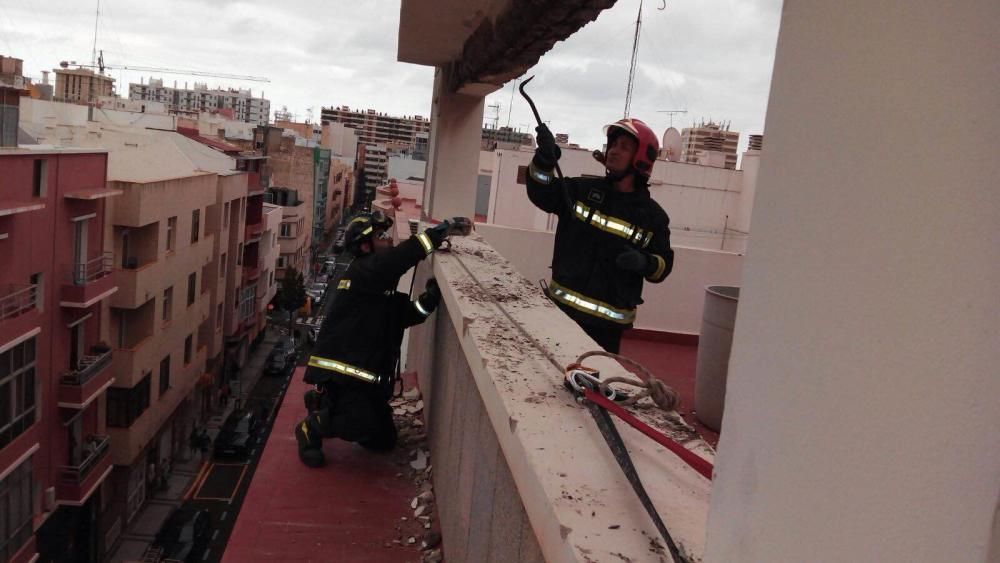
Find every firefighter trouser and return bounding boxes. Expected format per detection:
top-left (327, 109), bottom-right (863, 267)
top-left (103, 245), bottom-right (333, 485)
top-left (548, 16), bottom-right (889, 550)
top-left (310, 384), bottom-right (397, 451)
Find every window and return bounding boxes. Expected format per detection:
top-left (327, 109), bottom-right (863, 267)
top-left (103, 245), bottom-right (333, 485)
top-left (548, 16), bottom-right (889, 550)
top-left (162, 287), bottom-right (172, 322)
top-left (166, 217), bottom-right (177, 252)
top-left (219, 253), bottom-right (227, 277)
top-left (0, 337), bottom-right (37, 449)
top-left (107, 373), bottom-right (151, 427)
top-left (29, 273), bottom-right (43, 313)
top-left (223, 202), bottom-right (231, 228)
top-left (216, 304), bottom-right (223, 328)
top-left (159, 356), bottom-right (171, 396)
top-left (184, 335), bottom-right (193, 365)
top-left (191, 209), bottom-right (200, 243)
top-left (269, 271), bottom-right (274, 287)
top-left (32, 159), bottom-right (47, 197)
top-left (276, 255), bottom-right (287, 268)
top-left (187, 273), bottom-right (196, 306)
top-left (0, 458), bottom-right (34, 561)
top-left (280, 223), bottom-right (292, 237)
top-left (236, 243), bottom-right (243, 265)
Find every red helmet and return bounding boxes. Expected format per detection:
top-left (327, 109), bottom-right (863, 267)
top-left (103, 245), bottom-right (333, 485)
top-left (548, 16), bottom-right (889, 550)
top-left (603, 118), bottom-right (660, 178)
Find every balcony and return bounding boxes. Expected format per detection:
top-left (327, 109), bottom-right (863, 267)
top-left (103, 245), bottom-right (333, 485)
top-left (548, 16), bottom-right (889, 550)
top-left (56, 435), bottom-right (113, 505)
top-left (61, 253), bottom-right (117, 308)
top-left (59, 347), bottom-right (114, 408)
top-left (243, 264), bottom-right (261, 281)
top-left (0, 284), bottom-right (39, 346)
top-left (245, 219), bottom-right (264, 241)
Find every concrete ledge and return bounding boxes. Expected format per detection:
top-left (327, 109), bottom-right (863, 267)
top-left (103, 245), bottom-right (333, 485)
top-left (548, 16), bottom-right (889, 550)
top-left (407, 233), bottom-right (713, 562)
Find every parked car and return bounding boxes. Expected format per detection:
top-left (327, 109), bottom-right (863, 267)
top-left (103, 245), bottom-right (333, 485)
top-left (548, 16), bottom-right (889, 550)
top-left (265, 338), bottom-right (297, 375)
top-left (153, 508), bottom-right (211, 562)
top-left (213, 411), bottom-right (259, 458)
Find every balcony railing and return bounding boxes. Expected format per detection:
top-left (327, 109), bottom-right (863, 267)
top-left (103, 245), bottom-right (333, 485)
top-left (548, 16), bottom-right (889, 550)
top-left (0, 284), bottom-right (37, 321)
top-left (61, 347), bottom-right (113, 386)
top-left (59, 435), bottom-right (110, 483)
top-left (69, 252), bottom-right (113, 286)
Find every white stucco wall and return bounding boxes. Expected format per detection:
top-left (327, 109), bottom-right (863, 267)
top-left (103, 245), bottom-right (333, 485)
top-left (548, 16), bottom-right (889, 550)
top-left (705, 2), bottom-right (1000, 562)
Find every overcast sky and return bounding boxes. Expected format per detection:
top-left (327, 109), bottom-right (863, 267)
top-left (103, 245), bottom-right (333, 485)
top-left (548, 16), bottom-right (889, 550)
top-left (1, 0), bottom-right (781, 153)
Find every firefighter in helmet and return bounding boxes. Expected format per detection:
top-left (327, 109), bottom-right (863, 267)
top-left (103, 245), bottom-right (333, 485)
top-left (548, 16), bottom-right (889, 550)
top-left (295, 210), bottom-right (471, 468)
top-left (525, 118), bottom-right (674, 353)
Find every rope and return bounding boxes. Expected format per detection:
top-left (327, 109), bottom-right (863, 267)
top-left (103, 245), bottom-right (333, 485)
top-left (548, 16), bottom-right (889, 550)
top-left (569, 350), bottom-right (679, 412)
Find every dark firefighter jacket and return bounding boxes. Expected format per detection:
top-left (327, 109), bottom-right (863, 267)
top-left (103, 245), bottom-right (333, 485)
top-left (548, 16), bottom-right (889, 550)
top-left (303, 233), bottom-right (435, 396)
top-left (525, 162), bottom-right (674, 329)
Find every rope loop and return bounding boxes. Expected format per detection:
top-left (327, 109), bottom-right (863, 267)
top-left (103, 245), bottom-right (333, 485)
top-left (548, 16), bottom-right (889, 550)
top-left (568, 350), bottom-right (679, 412)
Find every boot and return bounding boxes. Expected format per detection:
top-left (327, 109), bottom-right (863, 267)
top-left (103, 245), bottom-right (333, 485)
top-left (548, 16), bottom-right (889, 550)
top-left (303, 388), bottom-right (322, 413)
top-left (294, 416), bottom-right (326, 468)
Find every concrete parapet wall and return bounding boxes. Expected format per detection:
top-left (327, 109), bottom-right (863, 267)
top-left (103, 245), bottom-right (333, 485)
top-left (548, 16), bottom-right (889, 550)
top-left (406, 233), bottom-right (713, 562)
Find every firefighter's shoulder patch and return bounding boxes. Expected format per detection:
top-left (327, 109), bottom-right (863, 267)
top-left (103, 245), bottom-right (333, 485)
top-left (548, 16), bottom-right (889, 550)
top-left (587, 187), bottom-right (605, 204)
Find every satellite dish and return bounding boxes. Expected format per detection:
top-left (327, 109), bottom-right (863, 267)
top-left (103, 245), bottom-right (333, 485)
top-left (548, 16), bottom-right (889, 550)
top-left (662, 127), bottom-right (682, 162)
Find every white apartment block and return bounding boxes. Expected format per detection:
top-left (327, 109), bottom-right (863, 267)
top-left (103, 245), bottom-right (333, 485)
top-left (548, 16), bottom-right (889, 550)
top-left (320, 105), bottom-right (429, 151)
top-left (362, 144), bottom-right (388, 187)
top-left (129, 78), bottom-right (270, 125)
top-left (679, 122), bottom-right (740, 170)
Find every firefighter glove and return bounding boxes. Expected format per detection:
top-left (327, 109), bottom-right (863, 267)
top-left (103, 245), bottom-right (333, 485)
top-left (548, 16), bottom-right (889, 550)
top-left (615, 246), bottom-right (656, 276)
top-left (446, 217), bottom-right (473, 237)
top-left (425, 221), bottom-right (452, 247)
top-left (418, 278), bottom-right (441, 314)
top-left (533, 124), bottom-right (561, 170)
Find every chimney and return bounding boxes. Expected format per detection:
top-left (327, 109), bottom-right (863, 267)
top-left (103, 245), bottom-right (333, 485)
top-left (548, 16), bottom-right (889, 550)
top-left (41, 70), bottom-right (49, 85)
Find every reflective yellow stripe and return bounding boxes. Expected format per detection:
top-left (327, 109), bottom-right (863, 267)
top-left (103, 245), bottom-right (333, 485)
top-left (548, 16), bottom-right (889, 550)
top-left (642, 231), bottom-right (654, 248)
top-left (337, 279), bottom-right (351, 290)
top-left (648, 255), bottom-right (667, 281)
top-left (414, 299), bottom-right (431, 317)
top-left (547, 280), bottom-right (635, 324)
top-left (361, 226), bottom-right (373, 236)
top-left (573, 201), bottom-right (647, 243)
top-left (416, 232), bottom-right (434, 255)
top-left (308, 355), bottom-right (380, 384)
top-left (528, 161), bottom-right (554, 184)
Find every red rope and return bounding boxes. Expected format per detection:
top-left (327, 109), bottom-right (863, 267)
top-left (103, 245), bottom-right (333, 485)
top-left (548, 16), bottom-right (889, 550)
top-left (584, 388), bottom-right (714, 480)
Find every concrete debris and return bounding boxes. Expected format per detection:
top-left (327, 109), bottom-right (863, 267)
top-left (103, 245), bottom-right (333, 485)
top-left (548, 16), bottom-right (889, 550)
top-left (408, 537), bottom-right (417, 545)
top-left (418, 491), bottom-right (434, 503)
top-left (414, 505), bottom-right (426, 518)
top-left (414, 399), bottom-right (424, 411)
top-left (422, 548), bottom-right (443, 563)
top-left (411, 497), bottom-right (420, 509)
top-left (393, 407), bottom-right (406, 416)
top-left (403, 387), bottom-right (421, 400)
top-left (421, 531), bottom-right (442, 550)
top-left (410, 450), bottom-right (428, 470)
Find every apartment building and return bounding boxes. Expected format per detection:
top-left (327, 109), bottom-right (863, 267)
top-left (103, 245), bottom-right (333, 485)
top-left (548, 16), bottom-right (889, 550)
top-left (679, 122), bottom-right (740, 170)
top-left (128, 78), bottom-right (270, 125)
top-left (359, 143), bottom-right (388, 194)
top-left (52, 67), bottom-right (115, 105)
top-left (481, 125), bottom-right (533, 150)
top-left (267, 188), bottom-right (308, 281)
top-left (320, 106), bottom-right (429, 152)
top-left (0, 89), bottom-right (119, 562)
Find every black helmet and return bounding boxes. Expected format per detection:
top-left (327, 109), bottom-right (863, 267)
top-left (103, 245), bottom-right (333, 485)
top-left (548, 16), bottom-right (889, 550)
top-left (343, 211), bottom-right (394, 252)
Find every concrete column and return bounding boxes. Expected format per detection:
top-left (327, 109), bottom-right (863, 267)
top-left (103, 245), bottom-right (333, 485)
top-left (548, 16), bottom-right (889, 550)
top-left (422, 68), bottom-right (484, 221)
top-left (706, 2), bottom-right (999, 562)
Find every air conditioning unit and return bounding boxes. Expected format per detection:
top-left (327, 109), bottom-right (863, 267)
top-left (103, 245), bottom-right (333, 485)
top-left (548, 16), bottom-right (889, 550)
top-left (44, 486), bottom-right (56, 511)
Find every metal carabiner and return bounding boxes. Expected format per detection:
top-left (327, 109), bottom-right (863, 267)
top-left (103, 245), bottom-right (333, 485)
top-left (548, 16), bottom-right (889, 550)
top-left (566, 369), bottom-right (617, 401)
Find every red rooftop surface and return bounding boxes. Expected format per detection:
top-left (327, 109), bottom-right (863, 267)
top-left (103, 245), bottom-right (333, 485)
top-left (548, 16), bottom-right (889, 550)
top-left (222, 368), bottom-right (426, 562)
top-left (224, 331), bottom-right (711, 561)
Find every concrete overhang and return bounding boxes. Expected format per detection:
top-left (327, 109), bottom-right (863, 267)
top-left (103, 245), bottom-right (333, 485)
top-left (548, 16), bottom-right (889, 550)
top-left (398, 0), bottom-right (617, 94)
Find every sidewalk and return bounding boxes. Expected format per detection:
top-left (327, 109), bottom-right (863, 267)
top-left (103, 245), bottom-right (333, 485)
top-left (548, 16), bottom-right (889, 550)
top-left (110, 330), bottom-right (279, 563)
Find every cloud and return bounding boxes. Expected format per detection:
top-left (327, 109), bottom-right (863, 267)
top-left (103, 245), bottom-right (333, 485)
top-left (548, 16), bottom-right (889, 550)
top-left (4, 0), bottom-right (779, 152)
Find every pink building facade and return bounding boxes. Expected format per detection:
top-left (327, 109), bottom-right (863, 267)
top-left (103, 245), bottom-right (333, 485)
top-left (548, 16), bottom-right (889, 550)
top-left (0, 145), bottom-right (119, 562)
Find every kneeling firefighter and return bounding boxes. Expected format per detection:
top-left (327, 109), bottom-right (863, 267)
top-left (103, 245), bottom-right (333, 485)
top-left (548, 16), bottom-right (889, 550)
top-left (295, 211), bottom-right (472, 468)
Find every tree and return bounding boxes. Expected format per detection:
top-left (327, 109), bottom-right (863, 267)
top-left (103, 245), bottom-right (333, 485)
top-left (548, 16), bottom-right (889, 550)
top-left (277, 267), bottom-right (307, 335)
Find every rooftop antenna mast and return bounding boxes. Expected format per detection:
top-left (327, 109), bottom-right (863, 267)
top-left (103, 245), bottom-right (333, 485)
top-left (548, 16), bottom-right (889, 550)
top-left (487, 101), bottom-right (501, 129)
top-left (623, 0), bottom-right (643, 118)
top-left (656, 109), bottom-right (688, 127)
top-left (91, 0), bottom-right (100, 69)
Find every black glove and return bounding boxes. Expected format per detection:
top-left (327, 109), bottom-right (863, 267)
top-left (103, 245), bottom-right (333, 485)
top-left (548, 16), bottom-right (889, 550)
top-left (417, 278), bottom-right (441, 314)
top-left (533, 124), bottom-right (561, 170)
top-left (425, 220), bottom-right (451, 247)
top-left (615, 247), bottom-right (656, 276)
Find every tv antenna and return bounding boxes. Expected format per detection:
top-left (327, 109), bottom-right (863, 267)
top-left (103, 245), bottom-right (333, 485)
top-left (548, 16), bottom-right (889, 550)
top-left (656, 109), bottom-right (688, 127)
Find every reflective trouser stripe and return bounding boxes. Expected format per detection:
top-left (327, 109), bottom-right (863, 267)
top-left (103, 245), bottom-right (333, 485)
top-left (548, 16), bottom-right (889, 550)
top-left (416, 232), bottom-right (434, 255)
top-left (308, 356), bottom-right (381, 384)
top-left (547, 280), bottom-right (636, 325)
top-left (337, 279), bottom-right (351, 290)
